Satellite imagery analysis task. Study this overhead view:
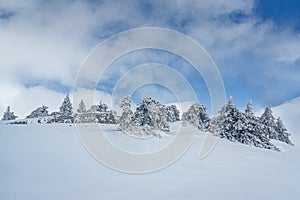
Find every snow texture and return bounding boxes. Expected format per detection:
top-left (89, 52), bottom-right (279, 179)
top-left (0, 121), bottom-right (299, 200)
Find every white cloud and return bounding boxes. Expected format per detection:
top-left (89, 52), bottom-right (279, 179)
top-left (1, 86), bottom-right (65, 118)
top-left (0, 0), bottom-right (300, 115)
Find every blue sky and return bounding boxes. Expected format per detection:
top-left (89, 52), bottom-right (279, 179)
top-left (0, 0), bottom-right (300, 117)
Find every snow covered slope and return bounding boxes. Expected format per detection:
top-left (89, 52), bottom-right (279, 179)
top-left (0, 97), bottom-right (300, 200)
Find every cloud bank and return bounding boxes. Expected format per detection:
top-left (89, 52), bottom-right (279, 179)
top-left (0, 0), bottom-right (299, 117)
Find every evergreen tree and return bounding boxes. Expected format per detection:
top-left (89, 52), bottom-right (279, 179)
top-left (259, 106), bottom-right (278, 140)
top-left (77, 99), bottom-right (86, 113)
top-left (209, 97), bottom-right (279, 151)
top-left (59, 94), bottom-right (73, 122)
top-left (97, 110), bottom-right (117, 124)
top-left (166, 105), bottom-right (180, 122)
top-left (182, 103), bottom-right (210, 131)
top-left (119, 95), bottom-right (134, 132)
top-left (88, 101), bottom-right (108, 113)
top-left (245, 100), bottom-right (254, 116)
top-left (210, 96), bottom-right (243, 140)
top-left (99, 101), bottom-right (108, 112)
top-left (260, 106), bottom-right (276, 127)
top-left (119, 96), bottom-right (170, 137)
top-left (244, 103), bottom-right (293, 146)
top-left (133, 97), bottom-right (170, 133)
top-left (243, 100), bottom-right (261, 138)
top-left (26, 105), bottom-right (49, 118)
top-left (2, 106), bottom-right (17, 121)
top-left (275, 117), bottom-right (293, 145)
top-left (75, 100), bottom-right (115, 124)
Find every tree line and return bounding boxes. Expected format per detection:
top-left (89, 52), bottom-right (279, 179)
top-left (1, 94), bottom-right (294, 151)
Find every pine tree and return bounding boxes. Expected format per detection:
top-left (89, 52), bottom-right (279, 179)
top-left (209, 97), bottom-right (279, 151)
top-left (59, 94), bottom-right (73, 122)
top-left (119, 96), bottom-right (170, 137)
top-left (166, 105), bottom-right (180, 122)
top-left (182, 103), bottom-right (210, 131)
top-left (275, 117), bottom-right (293, 145)
top-left (77, 99), bottom-right (86, 113)
top-left (133, 97), bottom-right (170, 133)
top-left (88, 101), bottom-right (108, 113)
top-left (245, 100), bottom-right (254, 116)
top-left (243, 101), bottom-right (265, 142)
top-left (260, 106), bottom-right (276, 127)
top-left (119, 95), bottom-right (134, 132)
top-left (2, 106), bottom-right (17, 121)
top-left (26, 105), bottom-right (49, 118)
top-left (259, 106), bottom-right (278, 140)
top-left (210, 96), bottom-right (243, 140)
top-left (99, 101), bottom-right (108, 112)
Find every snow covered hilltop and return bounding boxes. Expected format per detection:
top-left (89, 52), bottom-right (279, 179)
top-left (1, 94), bottom-right (294, 151)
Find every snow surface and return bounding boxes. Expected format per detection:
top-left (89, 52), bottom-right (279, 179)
top-left (0, 98), bottom-right (300, 200)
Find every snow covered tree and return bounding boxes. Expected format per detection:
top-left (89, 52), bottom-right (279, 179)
top-left (2, 106), bottom-right (17, 121)
top-left (259, 106), bottom-right (278, 140)
top-left (89, 105), bottom-right (99, 113)
top-left (260, 106), bottom-right (276, 127)
top-left (133, 97), bottom-right (170, 133)
top-left (74, 99), bottom-right (116, 124)
top-left (26, 105), bottom-right (49, 118)
top-left (119, 95), bottom-right (134, 132)
top-left (99, 101), bottom-right (108, 112)
top-left (166, 105), bottom-right (180, 122)
top-left (77, 99), bottom-right (86, 113)
top-left (245, 100), bottom-right (254, 116)
top-left (209, 96), bottom-right (243, 140)
top-left (244, 103), bottom-right (293, 146)
top-left (119, 96), bottom-right (170, 137)
top-left (88, 101), bottom-right (108, 113)
top-left (97, 110), bottom-right (117, 124)
top-left (209, 97), bottom-right (279, 151)
top-left (59, 94), bottom-right (73, 122)
top-left (243, 100), bottom-right (262, 139)
top-left (182, 103), bottom-right (210, 131)
top-left (275, 117), bottom-right (293, 145)
top-left (242, 101), bottom-right (266, 143)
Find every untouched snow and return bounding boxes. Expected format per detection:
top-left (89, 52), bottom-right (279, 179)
top-left (0, 97), bottom-right (300, 200)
